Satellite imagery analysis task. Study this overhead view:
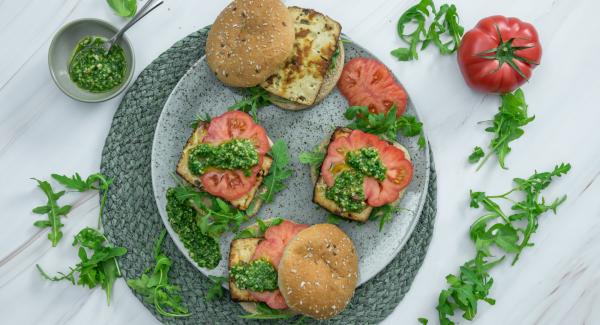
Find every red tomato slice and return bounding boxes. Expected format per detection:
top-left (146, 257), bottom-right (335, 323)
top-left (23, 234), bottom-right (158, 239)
top-left (198, 111), bottom-right (270, 201)
top-left (338, 58), bottom-right (408, 116)
top-left (321, 130), bottom-right (413, 207)
top-left (250, 290), bottom-right (288, 310)
top-left (252, 220), bottom-right (308, 267)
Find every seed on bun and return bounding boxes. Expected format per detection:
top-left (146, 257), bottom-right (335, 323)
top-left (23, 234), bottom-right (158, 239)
top-left (278, 224), bottom-right (358, 320)
top-left (205, 0), bottom-right (295, 87)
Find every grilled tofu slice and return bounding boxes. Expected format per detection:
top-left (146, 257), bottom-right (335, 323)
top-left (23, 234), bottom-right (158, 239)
top-left (228, 238), bottom-right (261, 302)
top-left (313, 128), bottom-right (411, 222)
top-left (261, 7), bottom-right (342, 105)
top-left (176, 122), bottom-right (272, 214)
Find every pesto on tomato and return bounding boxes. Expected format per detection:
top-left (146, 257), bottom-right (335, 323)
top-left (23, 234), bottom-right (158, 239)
top-left (230, 258), bottom-right (278, 292)
top-left (69, 36), bottom-right (127, 93)
top-left (326, 147), bottom-right (387, 212)
top-left (188, 139), bottom-right (259, 176)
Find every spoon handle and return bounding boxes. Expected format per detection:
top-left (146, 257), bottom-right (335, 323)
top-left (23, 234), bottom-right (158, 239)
top-left (107, 0), bottom-right (164, 47)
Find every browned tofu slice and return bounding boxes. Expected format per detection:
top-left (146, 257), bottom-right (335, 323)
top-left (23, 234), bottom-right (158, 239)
top-left (228, 238), bottom-right (261, 302)
top-left (176, 122), bottom-right (272, 214)
top-left (313, 128), bottom-right (411, 222)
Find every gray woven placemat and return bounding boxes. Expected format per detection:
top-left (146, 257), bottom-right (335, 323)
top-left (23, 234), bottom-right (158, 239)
top-left (100, 27), bottom-right (437, 324)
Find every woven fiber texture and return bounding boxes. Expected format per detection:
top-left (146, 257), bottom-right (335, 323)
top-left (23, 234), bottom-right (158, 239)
top-left (100, 27), bottom-right (437, 324)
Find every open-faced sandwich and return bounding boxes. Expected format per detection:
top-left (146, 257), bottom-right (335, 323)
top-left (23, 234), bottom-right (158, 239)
top-left (176, 111), bottom-right (272, 214)
top-left (229, 220), bottom-right (358, 320)
top-left (313, 129), bottom-right (414, 221)
top-left (205, 0), bottom-right (344, 110)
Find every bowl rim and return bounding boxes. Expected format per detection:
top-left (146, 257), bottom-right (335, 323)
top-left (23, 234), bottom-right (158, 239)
top-left (48, 18), bottom-right (136, 103)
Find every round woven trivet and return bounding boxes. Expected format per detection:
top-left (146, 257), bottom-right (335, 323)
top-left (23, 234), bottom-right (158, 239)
top-left (100, 27), bottom-right (437, 324)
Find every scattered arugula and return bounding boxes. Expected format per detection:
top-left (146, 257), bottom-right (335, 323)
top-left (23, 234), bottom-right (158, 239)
top-left (51, 173), bottom-right (113, 228)
top-left (32, 179), bottom-right (72, 247)
top-left (228, 86), bottom-right (272, 122)
top-left (127, 230), bottom-right (191, 317)
top-left (258, 139), bottom-right (293, 203)
top-left (37, 227), bottom-right (127, 304)
top-left (190, 113), bottom-right (211, 129)
top-left (205, 275), bottom-right (228, 301)
top-left (432, 163), bottom-right (570, 324)
top-left (391, 0), bottom-right (464, 61)
top-left (475, 88), bottom-right (534, 171)
top-left (298, 146), bottom-right (325, 168)
top-left (240, 302), bottom-right (294, 320)
top-left (345, 105), bottom-right (426, 148)
top-left (468, 146), bottom-right (484, 164)
top-left (369, 204), bottom-right (403, 231)
top-left (234, 217), bottom-right (284, 239)
top-left (171, 184), bottom-right (248, 239)
top-left (106, 0), bottom-right (137, 17)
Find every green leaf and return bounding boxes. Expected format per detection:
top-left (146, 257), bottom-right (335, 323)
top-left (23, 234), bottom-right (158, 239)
top-left (418, 318), bottom-right (429, 325)
top-left (106, 0), bottom-right (137, 17)
top-left (327, 214), bottom-right (343, 225)
top-left (259, 140), bottom-right (293, 203)
top-left (240, 302), bottom-right (292, 319)
top-left (31, 178), bottom-right (71, 247)
top-left (391, 48), bottom-right (414, 61)
top-left (206, 275), bottom-right (227, 301)
top-left (228, 86), bottom-right (272, 122)
top-left (468, 146), bottom-right (485, 164)
top-left (299, 148), bottom-right (325, 167)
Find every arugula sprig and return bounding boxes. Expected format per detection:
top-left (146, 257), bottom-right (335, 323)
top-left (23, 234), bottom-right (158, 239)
top-left (474, 88), bottom-right (534, 170)
top-left (299, 146), bottom-right (325, 168)
top-left (205, 275), bottom-right (228, 301)
top-left (106, 0), bottom-right (137, 17)
top-left (468, 146), bottom-right (484, 164)
top-left (258, 139), bottom-right (293, 203)
top-left (345, 105), bottom-right (426, 148)
top-left (36, 227), bottom-right (127, 304)
top-left (369, 204), bottom-right (404, 231)
top-left (51, 173), bottom-right (113, 228)
top-left (32, 179), bottom-right (72, 247)
top-left (171, 184), bottom-right (248, 239)
top-left (190, 113), bottom-right (211, 129)
top-left (128, 230), bottom-right (191, 317)
top-left (392, 0), bottom-right (464, 61)
top-left (228, 86), bottom-right (272, 122)
top-left (234, 217), bottom-right (284, 239)
top-left (432, 163), bottom-right (570, 324)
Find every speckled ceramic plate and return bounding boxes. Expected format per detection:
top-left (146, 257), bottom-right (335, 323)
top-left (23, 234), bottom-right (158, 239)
top-left (151, 41), bottom-right (430, 286)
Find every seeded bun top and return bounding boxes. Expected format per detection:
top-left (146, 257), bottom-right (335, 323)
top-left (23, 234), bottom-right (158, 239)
top-left (205, 0), bottom-right (295, 87)
top-left (278, 224), bottom-right (358, 320)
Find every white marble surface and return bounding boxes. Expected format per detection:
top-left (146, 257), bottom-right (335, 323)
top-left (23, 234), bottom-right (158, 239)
top-left (1, 0), bottom-right (599, 324)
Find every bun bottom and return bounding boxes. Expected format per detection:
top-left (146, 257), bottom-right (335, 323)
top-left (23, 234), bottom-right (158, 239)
top-left (271, 42), bottom-right (345, 111)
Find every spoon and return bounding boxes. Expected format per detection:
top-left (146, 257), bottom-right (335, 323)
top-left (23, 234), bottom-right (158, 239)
top-left (103, 0), bottom-right (164, 53)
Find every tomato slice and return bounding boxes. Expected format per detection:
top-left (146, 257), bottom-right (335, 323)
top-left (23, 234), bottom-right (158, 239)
top-left (338, 58), bottom-right (408, 116)
top-left (250, 290), bottom-right (288, 310)
top-left (321, 130), bottom-right (413, 207)
top-left (198, 111), bottom-right (270, 201)
top-left (252, 220), bottom-right (308, 267)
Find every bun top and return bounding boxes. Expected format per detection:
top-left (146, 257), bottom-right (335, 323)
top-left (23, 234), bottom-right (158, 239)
top-left (205, 0), bottom-right (295, 87)
top-left (278, 224), bottom-right (358, 320)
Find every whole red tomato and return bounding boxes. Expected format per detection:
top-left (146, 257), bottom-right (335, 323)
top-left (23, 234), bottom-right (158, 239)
top-left (457, 16), bottom-right (542, 94)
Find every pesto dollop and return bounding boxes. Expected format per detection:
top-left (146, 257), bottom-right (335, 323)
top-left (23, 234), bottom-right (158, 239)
top-left (188, 139), bottom-right (259, 176)
top-left (230, 258), bottom-right (278, 292)
top-left (326, 147), bottom-right (387, 212)
top-left (166, 188), bottom-right (221, 269)
top-left (346, 147), bottom-right (387, 181)
top-left (69, 36), bottom-right (127, 93)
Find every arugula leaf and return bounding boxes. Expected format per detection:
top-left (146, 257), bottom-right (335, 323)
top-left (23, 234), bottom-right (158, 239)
top-left (240, 302), bottom-right (293, 320)
top-left (298, 146), bottom-right (325, 168)
top-left (369, 204), bottom-right (402, 231)
top-left (259, 140), bottom-right (293, 203)
top-left (234, 218), bottom-right (284, 239)
top-left (190, 113), bottom-right (211, 129)
top-left (345, 105), bottom-right (426, 148)
top-left (128, 230), bottom-right (191, 317)
top-left (32, 178), bottom-right (72, 247)
top-left (171, 183), bottom-right (248, 239)
top-left (433, 163), bottom-right (570, 324)
top-left (468, 147), bottom-right (485, 164)
top-left (476, 89), bottom-right (534, 170)
top-left (329, 44), bottom-right (341, 71)
top-left (37, 227), bottom-right (127, 304)
top-left (418, 318), bottom-right (429, 325)
top-left (228, 86), bottom-right (272, 122)
top-left (106, 0), bottom-right (137, 17)
top-left (205, 275), bottom-right (228, 301)
top-left (327, 214), bottom-right (344, 225)
top-left (392, 0), bottom-right (464, 61)
top-left (52, 172), bottom-right (112, 228)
